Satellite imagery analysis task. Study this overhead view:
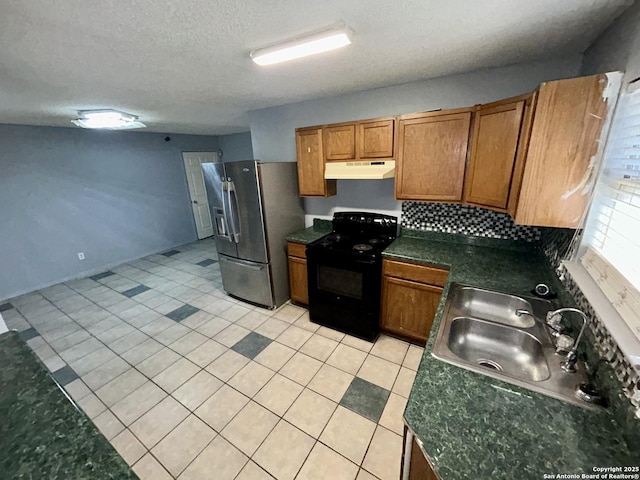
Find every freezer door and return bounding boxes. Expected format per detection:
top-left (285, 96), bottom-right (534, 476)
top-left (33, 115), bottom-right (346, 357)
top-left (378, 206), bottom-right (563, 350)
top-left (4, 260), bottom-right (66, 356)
top-left (202, 162), bottom-right (237, 258)
top-left (224, 161), bottom-right (268, 263)
top-left (218, 254), bottom-right (274, 308)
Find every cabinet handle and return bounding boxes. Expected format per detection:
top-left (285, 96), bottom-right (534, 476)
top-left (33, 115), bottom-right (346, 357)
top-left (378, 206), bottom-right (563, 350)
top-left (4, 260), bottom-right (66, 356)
top-left (307, 147), bottom-right (311, 153)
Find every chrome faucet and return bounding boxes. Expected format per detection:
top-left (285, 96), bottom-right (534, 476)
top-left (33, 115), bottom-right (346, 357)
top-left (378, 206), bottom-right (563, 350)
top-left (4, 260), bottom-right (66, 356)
top-left (545, 308), bottom-right (589, 373)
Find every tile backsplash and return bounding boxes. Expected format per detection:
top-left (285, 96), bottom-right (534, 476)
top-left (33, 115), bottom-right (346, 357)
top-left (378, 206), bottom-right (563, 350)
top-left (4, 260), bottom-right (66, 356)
top-left (561, 270), bottom-right (640, 408)
top-left (401, 201), bottom-right (541, 242)
top-left (538, 228), bottom-right (640, 423)
top-left (538, 227), bottom-right (576, 271)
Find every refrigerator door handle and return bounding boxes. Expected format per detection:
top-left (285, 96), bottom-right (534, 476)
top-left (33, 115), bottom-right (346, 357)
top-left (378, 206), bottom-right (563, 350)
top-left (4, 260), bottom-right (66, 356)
top-left (219, 181), bottom-right (232, 241)
top-left (228, 181), bottom-right (241, 243)
top-left (215, 214), bottom-right (231, 241)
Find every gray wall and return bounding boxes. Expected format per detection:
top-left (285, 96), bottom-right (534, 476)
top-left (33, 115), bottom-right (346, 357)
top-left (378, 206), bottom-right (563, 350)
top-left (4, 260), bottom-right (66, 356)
top-left (581, 0), bottom-right (640, 82)
top-left (248, 56), bottom-right (583, 224)
top-left (0, 124), bottom-right (219, 301)
top-left (218, 132), bottom-right (254, 162)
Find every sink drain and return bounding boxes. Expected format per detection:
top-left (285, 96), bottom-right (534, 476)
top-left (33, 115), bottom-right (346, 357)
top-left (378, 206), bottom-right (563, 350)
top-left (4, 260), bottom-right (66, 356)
top-left (477, 359), bottom-right (503, 371)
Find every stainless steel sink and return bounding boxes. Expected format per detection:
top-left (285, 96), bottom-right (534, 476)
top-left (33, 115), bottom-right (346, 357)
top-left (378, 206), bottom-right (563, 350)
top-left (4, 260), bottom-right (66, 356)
top-left (432, 283), bottom-right (600, 410)
top-left (447, 317), bottom-right (550, 382)
top-left (450, 286), bottom-right (536, 328)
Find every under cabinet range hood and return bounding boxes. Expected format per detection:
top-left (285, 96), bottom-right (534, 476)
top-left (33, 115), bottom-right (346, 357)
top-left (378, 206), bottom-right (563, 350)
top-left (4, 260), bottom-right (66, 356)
top-left (324, 160), bottom-right (396, 180)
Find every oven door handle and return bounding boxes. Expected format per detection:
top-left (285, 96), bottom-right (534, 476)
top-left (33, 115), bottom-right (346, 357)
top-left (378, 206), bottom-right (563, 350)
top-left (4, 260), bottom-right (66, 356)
top-left (307, 253), bottom-right (378, 267)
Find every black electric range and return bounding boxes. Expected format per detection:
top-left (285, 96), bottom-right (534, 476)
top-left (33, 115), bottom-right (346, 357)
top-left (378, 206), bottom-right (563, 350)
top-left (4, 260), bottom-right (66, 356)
top-left (305, 212), bottom-right (398, 341)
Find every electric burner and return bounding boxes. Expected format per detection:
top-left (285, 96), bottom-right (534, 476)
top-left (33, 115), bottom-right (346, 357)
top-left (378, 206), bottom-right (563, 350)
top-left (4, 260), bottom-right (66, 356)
top-left (353, 244), bottom-right (373, 252)
top-left (368, 237), bottom-right (386, 245)
top-left (328, 233), bottom-right (348, 242)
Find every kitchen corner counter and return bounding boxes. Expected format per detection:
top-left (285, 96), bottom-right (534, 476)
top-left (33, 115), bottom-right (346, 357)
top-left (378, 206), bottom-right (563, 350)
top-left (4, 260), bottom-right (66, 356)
top-left (0, 331), bottom-right (138, 480)
top-left (285, 222), bottom-right (332, 244)
top-left (383, 232), bottom-right (637, 479)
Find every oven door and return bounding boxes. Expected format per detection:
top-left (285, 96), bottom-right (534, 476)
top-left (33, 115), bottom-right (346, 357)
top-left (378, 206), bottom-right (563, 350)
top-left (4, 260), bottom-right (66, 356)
top-left (306, 247), bottom-right (381, 340)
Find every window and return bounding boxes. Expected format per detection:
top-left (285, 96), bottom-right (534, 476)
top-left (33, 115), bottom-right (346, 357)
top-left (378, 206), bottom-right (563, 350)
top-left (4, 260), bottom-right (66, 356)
top-left (580, 84), bottom-right (640, 341)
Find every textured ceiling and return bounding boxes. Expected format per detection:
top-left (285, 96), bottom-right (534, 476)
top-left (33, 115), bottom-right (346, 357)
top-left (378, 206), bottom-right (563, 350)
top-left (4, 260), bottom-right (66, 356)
top-left (0, 0), bottom-right (632, 135)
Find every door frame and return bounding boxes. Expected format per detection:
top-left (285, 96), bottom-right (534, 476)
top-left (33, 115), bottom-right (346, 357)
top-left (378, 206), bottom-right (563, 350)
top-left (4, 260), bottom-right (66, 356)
top-left (182, 151), bottom-right (218, 239)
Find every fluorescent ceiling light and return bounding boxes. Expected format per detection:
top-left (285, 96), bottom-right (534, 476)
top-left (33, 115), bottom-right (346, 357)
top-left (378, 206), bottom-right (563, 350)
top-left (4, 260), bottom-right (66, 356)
top-left (250, 26), bottom-right (352, 66)
top-left (71, 109), bottom-right (146, 129)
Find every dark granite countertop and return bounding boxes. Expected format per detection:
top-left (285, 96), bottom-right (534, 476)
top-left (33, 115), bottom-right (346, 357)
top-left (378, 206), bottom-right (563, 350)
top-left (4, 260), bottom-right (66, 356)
top-left (384, 230), bottom-right (638, 479)
top-left (286, 219), bottom-right (332, 244)
top-left (0, 331), bottom-right (138, 480)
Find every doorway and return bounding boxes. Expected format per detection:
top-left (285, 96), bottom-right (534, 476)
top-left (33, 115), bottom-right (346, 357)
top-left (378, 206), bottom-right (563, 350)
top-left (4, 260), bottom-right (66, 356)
top-left (182, 152), bottom-right (216, 239)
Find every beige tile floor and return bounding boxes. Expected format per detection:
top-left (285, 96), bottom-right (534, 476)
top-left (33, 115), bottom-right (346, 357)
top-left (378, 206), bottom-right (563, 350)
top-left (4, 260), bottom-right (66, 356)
top-left (2, 238), bottom-right (424, 480)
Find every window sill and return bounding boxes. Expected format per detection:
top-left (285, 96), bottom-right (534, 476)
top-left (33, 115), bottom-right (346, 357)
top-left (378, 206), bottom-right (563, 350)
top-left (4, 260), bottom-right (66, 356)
top-left (563, 260), bottom-right (640, 370)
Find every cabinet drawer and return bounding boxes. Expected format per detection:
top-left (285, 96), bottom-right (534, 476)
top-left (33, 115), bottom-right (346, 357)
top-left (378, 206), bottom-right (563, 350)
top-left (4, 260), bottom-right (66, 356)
top-left (287, 242), bottom-right (307, 258)
top-left (383, 259), bottom-right (448, 287)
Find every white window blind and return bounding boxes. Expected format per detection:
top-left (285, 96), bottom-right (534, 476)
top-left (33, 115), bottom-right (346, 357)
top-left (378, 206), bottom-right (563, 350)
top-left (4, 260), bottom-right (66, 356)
top-left (581, 85), bottom-right (640, 340)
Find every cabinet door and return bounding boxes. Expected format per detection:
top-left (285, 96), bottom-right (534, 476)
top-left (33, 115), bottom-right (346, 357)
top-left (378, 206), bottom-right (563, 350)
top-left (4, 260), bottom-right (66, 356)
top-left (409, 435), bottom-right (439, 480)
top-left (359, 119), bottom-right (395, 159)
top-left (516, 74), bottom-right (613, 227)
top-left (296, 128), bottom-right (336, 197)
top-left (381, 276), bottom-right (443, 343)
top-left (465, 100), bottom-right (526, 210)
top-left (324, 124), bottom-right (356, 161)
top-left (288, 256), bottom-right (308, 305)
top-left (396, 109), bottom-right (472, 201)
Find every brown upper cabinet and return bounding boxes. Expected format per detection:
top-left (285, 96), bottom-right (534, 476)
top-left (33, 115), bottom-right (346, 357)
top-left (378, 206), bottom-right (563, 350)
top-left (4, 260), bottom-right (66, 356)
top-left (514, 73), bottom-right (614, 228)
top-left (295, 127), bottom-right (337, 197)
top-left (296, 116), bottom-right (395, 196)
top-left (359, 118), bottom-right (395, 159)
top-left (293, 73), bottom-right (618, 223)
top-left (396, 108), bottom-right (472, 202)
top-left (464, 94), bottom-right (535, 214)
top-left (324, 123), bottom-right (356, 161)
top-left (324, 118), bottom-right (396, 161)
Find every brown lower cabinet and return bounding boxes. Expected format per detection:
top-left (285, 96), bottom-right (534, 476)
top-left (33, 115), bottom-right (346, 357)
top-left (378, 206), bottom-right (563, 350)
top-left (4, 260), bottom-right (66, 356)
top-left (287, 242), bottom-right (308, 306)
top-left (402, 426), bottom-right (440, 480)
top-left (381, 260), bottom-right (448, 344)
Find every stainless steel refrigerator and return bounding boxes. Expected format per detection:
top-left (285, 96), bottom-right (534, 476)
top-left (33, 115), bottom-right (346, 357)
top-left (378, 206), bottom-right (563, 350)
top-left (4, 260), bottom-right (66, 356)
top-left (201, 159), bottom-right (304, 309)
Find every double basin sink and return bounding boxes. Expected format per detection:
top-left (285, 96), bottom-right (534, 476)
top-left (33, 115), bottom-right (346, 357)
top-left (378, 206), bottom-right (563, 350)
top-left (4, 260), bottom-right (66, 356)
top-left (432, 283), bottom-right (598, 409)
